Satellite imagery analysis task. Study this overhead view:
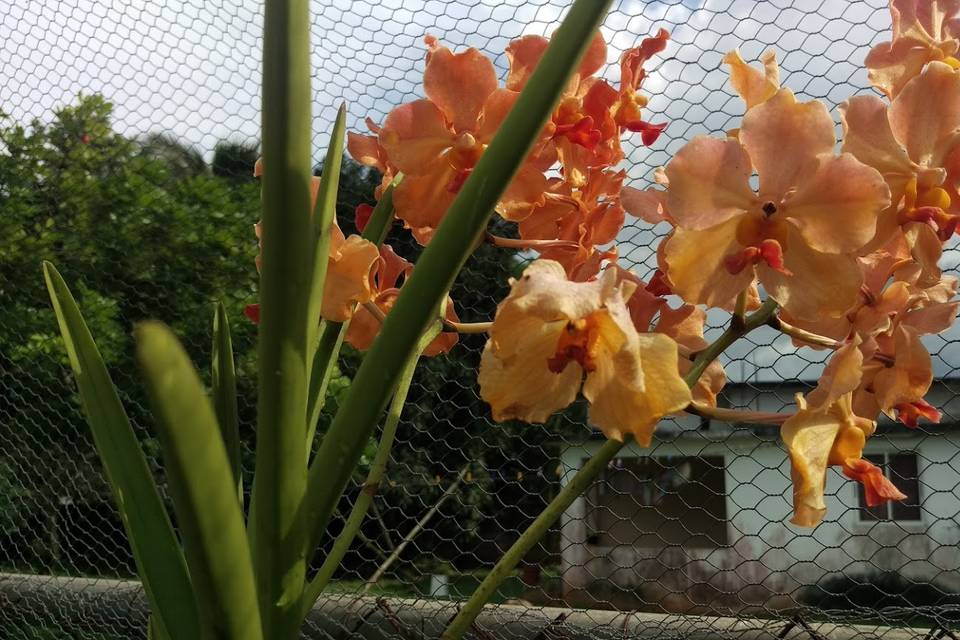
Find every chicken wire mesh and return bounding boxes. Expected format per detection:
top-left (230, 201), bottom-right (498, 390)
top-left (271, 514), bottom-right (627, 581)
top-left (1, 0), bottom-right (960, 638)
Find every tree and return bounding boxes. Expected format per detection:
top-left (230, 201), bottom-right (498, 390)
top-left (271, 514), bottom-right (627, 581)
top-left (212, 140), bottom-right (259, 181)
top-left (0, 94), bottom-right (261, 573)
top-left (137, 132), bottom-right (207, 179)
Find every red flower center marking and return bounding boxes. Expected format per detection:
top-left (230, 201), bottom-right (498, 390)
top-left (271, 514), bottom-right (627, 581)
top-left (842, 458), bottom-right (908, 507)
top-left (901, 206), bottom-right (960, 242)
top-left (894, 399), bottom-right (941, 428)
top-left (723, 239), bottom-right (791, 276)
top-left (624, 119), bottom-right (667, 146)
top-left (554, 116), bottom-right (602, 150)
top-left (547, 316), bottom-right (603, 374)
top-left (355, 203), bottom-right (374, 232)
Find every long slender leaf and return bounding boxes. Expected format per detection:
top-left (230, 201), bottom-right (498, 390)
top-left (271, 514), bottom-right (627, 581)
top-left (136, 321), bottom-right (263, 640)
top-left (303, 0), bottom-right (613, 555)
top-left (212, 301), bottom-right (242, 505)
top-left (305, 105), bottom-right (346, 362)
top-left (42, 262), bottom-right (201, 640)
top-left (304, 178), bottom-right (400, 451)
top-left (252, 0), bottom-right (313, 632)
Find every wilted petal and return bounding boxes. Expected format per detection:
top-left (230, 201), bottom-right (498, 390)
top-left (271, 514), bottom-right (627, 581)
top-left (781, 396), bottom-right (841, 527)
top-left (665, 136), bottom-right (755, 229)
top-left (740, 89), bottom-right (836, 199)
top-left (584, 332), bottom-right (691, 445)
top-left (842, 458), bottom-right (907, 506)
top-left (807, 338), bottom-right (864, 410)
top-left (784, 153), bottom-right (889, 254)
top-left (889, 61), bottom-right (960, 167)
top-left (724, 48), bottom-right (780, 109)
top-left (760, 226), bottom-right (863, 321)
top-left (663, 219), bottom-right (756, 309)
top-left (424, 43), bottom-right (498, 132)
top-left (380, 100), bottom-right (454, 176)
top-left (619, 28), bottom-right (670, 92)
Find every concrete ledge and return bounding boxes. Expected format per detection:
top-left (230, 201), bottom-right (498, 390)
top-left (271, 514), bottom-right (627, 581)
top-left (0, 572), bottom-right (935, 639)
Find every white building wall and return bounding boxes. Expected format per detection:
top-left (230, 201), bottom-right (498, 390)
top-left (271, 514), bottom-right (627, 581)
top-left (559, 428), bottom-right (960, 612)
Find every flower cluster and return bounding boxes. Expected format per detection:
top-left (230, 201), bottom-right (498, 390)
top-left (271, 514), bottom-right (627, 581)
top-left (252, 1), bottom-right (958, 529)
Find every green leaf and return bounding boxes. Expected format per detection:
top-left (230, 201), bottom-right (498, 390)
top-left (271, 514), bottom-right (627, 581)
top-left (252, 0), bottom-right (314, 632)
top-left (42, 261), bottom-right (202, 640)
top-left (359, 174), bottom-right (400, 245)
top-left (303, 0), bottom-right (614, 556)
top-left (136, 321), bottom-right (263, 640)
top-left (304, 177), bottom-right (399, 450)
top-left (212, 301), bottom-right (242, 505)
top-left (305, 105), bottom-right (346, 359)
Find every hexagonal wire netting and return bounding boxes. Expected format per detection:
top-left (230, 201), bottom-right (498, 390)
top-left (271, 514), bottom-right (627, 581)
top-left (2, 0), bottom-right (960, 637)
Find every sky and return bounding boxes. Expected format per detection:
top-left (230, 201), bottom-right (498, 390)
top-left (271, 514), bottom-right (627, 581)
top-left (3, 0), bottom-right (959, 385)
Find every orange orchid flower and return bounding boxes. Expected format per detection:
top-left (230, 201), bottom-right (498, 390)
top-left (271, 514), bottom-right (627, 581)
top-left (781, 392), bottom-right (905, 527)
top-left (866, 0), bottom-right (960, 98)
top-left (247, 160), bottom-right (380, 324)
top-left (345, 244), bottom-right (459, 357)
top-left (613, 28), bottom-right (670, 144)
top-left (479, 260), bottom-right (691, 444)
top-left (506, 29), bottom-right (669, 187)
top-left (660, 88), bottom-right (890, 319)
top-left (518, 168), bottom-right (626, 280)
top-left (373, 37), bottom-right (548, 243)
top-left (841, 61), bottom-right (960, 286)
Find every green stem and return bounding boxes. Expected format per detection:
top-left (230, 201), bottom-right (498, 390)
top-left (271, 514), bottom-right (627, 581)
top-left (300, 324), bottom-right (435, 612)
top-left (303, 0), bottom-right (614, 562)
top-left (440, 298), bottom-right (781, 640)
top-left (251, 0), bottom-right (312, 634)
top-left (440, 439), bottom-right (625, 640)
top-left (684, 298), bottom-right (778, 387)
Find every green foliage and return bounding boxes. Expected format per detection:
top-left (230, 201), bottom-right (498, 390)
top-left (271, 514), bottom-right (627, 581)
top-left (212, 140), bottom-right (258, 181)
top-left (0, 94), bottom-right (260, 572)
top-left (44, 263), bottom-right (201, 640)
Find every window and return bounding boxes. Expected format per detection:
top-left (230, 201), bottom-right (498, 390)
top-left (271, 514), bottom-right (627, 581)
top-left (585, 455), bottom-right (728, 548)
top-left (858, 452), bottom-right (922, 522)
